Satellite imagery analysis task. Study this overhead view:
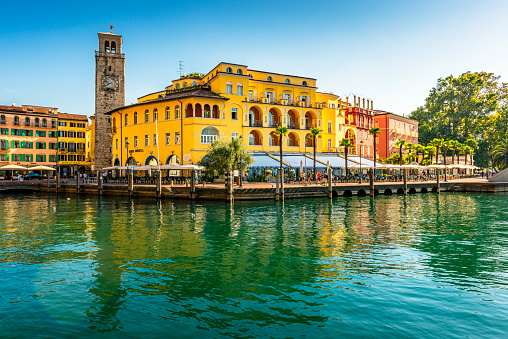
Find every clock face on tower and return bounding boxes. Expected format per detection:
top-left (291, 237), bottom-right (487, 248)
top-left (101, 75), bottom-right (119, 92)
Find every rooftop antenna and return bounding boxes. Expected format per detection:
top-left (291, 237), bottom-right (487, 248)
top-left (110, 25), bottom-right (114, 33)
top-left (178, 61), bottom-right (184, 77)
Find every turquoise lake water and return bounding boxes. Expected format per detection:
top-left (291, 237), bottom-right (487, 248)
top-left (0, 193), bottom-right (507, 338)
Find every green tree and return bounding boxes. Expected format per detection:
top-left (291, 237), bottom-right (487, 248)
top-left (493, 137), bottom-right (508, 169)
top-left (273, 126), bottom-right (288, 178)
top-left (199, 137), bottom-right (253, 177)
top-left (415, 144), bottom-right (426, 164)
top-left (465, 138), bottom-right (478, 166)
top-left (369, 126), bottom-right (381, 170)
top-left (430, 138), bottom-right (444, 164)
top-left (394, 138), bottom-right (407, 165)
top-left (308, 127), bottom-right (321, 180)
top-left (425, 145), bottom-right (436, 165)
top-left (339, 137), bottom-right (353, 176)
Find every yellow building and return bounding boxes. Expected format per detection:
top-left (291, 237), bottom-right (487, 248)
top-left (57, 113), bottom-right (90, 176)
top-left (107, 62), bottom-right (352, 168)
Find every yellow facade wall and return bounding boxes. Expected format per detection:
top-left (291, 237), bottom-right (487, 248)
top-left (109, 62), bottom-right (356, 167)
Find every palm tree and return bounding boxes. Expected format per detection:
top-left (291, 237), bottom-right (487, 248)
top-left (394, 138), bottom-right (406, 166)
top-left (443, 140), bottom-right (454, 167)
top-left (404, 142), bottom-right (415, 161)
top-left (273, 126), bottom-right (288, 179)
top-left (339, 137), bottom-right (353, 177)
top-left (430, 138), bottom-right (444, 164)
top-left (493, 137), bottom-right (508, 169)
top-left (425, 145), bottom-right (436, 165)
top-left (415, 144), bottom-right (425, 164)
top-left (463, 145), bottom-right (472, 165)
top-left (447, 140), bottom-right (457, 164)
top-left (455, 142), bottom-right (464, 165)
top-left (465, 138), bottom-right (478, 166)
top-left (308, 127), bottom-right (321, 181)
top-left (368, 126), bottom-right (381, 170)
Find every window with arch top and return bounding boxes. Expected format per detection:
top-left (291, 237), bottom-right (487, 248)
top-left (165, 107), bottom-right (170, 120)
top-left (105, 41), bottom-right (110, 52)
top-left (200, 126), bottom-right (220, 144)
top-left (125, 114), bottom-right (128, 126)
top-left (175, 83), bottom-right (180, 89)
top-left (302, 81), bottom-right (308, 86)
top-left (237, 69), bottom-right (243, 75)
top-left (183, 82), bottom-right (188, 88)
top-left (145, 110), bottom-right (149, 123)
top-left (134, 111), bottom-right (138, 124)
top-left (285, 78), bottom-right (290, 84)
top-left (226, 67), bottom-right (233, 73)
top-left (191, 81), bottom-right (197, 86)
top-left (111, 41), bottom-right (116, 53)
top-left (153, 108), bottom-right (158, 122)
top-left (267, 76), bottom-right (273, 82)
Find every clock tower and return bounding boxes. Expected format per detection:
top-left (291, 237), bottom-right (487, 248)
top-left (94, 32), bottom-right (125, 171)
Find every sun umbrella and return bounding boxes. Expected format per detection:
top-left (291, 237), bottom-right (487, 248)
top-left (28, 165), bottom-right (56, 171)
top-left (0, 164), bottom-right (28, 170)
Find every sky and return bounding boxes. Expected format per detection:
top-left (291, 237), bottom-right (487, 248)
top-left (1, 0), bottom-right (507, 117)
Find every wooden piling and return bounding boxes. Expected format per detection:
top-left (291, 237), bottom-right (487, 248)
top-left (403, 168), bottom-right (407, 195)
top-left (369, 168), bottom-right (374, 197)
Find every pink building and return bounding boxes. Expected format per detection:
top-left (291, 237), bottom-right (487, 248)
top-left (373, 110), bottom-right (419, 160)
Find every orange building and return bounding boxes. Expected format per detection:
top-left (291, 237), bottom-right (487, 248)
top-left (0, 104), bottom-right (58, 169)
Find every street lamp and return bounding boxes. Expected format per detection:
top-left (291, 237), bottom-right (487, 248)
top-left (239, 136), bottom-right (243, 187)
top-left (359, 140), bottom-right (364, 184)
top-left (125, 141), bottom-right (130, 165)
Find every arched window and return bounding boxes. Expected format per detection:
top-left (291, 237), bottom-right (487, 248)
top-left (302, 81), bottom-right (308, 86)
top-left (111, 41), bottom-right (116, 53)
top-left (226, 81), bottom-right (233, 94)
top-left (34, 118), bottom-right (40, 127)
top-left (237, 83), bottom-right (243, 95)
top-left (145, 110), bottom-right (149, 123)
top-left (183, 82), bottom-right (188, 88)
top-left (42, 118), bottom-right (47, 127)
top-left (14, 116), bottom-right (20, 126)
top-left (191, 81), bottom-right (197, 86)
top-left (201, 126), bottom-right (220, 144)
top-left (249, 130), bottom-right (261, 145)
top-left (105, 41), bottom-right (110, 52)
top-left (204, 104), bottom-right (211, 118)
top-left (237, 69), bottom-right (243, 75)
top-left (125, 114), bottom-right (128, 126)
top-left (269, 132), bottom-right (278, 146)
top-left (153, 108), bottom-right (158, 121)
top-left (51, 119), bottom-right (56, 128)
top-left (285, 78), bottom-right (290, 84)
top-left (175, 105), bottom-right (180, 119)
top-left (0, 115), bottom-right (5, 124)
top-left (134, 111), bottom-right (138, 124)
top-left (175, 83), bottom-right (181, 89)
top-left (165, 107), bottom-right (170, 120)
top-left (249, 74), bottom-right (253, 79)
top-left (226, 67), bottom-right (233, 73)
top-left (25, 117), bottom-right (30, 126)
top-left (267, 76), bottom-right (273, 82)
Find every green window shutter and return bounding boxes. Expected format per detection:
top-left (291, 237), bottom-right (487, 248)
top-left (21, 154), bottom-right (25, 162)
top-left (21, 141), bottom-right (25, 148)
top-left (44, 155), bottom-right (46, 162)
top-left (35, 143), bottom-right (38, 149)
top-left (5, 141), bottom-right (8, 150)
top-left (11, 141), bottom-right (14, 148)
top-left (11, 129), bottom-right (14, 135)
top-left (5, 154), bottom-right (8, 161)
top-left (30, 142), bottom-right (33, 149)
top-left (43, 143), bottom-right (46, 149)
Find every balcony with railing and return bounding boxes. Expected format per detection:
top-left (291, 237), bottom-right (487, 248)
top-left (248, 120), bottom-right (263, 127)
top-left (287, 122), bottom-right (300, 130)
top-left (267, 121), bottom-right (280, 128)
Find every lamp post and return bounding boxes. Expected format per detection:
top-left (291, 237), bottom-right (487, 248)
top-left (359, 140), bottom-right (364, 184)
top-left (125, 141), bottom-right (130, 165)
top-left (239, 136), bottom-right (243, 187)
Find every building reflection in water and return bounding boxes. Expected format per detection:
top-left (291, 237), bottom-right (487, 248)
top-left (0, 192), bottom-right (505, 336)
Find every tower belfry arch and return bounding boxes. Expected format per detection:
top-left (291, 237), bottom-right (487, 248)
top-left (94, 30), bottom-right (125, 170)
